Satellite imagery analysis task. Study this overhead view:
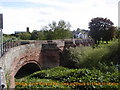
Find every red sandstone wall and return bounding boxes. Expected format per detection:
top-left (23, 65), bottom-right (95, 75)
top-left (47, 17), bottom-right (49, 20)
top-left (0, 42), bottom-right (61, 88)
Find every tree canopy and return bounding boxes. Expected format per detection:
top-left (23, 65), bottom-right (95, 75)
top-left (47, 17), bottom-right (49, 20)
top-left (16, 20), bottom-right (72, 40)
top-left (41, 20), bottom-right (72, 40)
top-left (17, 32), bottom-right (31, 40)
top-left (89, 17), bottom-right (115, 44)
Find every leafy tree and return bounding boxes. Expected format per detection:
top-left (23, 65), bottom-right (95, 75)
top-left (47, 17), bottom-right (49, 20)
top-left (44, 30), bottom-right (54, 40)
top-left (42, 20), bottom-right (72, 40)
top-left (18, 32), bottom-right (31, 40)
top-left (101, 26), bottom-right (115, 44)
top-left (55, 20), bottom-right (72, 39)
top-left (89, 17), bottom-right (115, 44)
top-left (31, 30), bottom-right (45, 40)
top-left (31, 30), bottom-right (39, 40)
top-left (115, 27), bottom-right (120, 39)
top-left (37, 31), bottom-right (45, 40)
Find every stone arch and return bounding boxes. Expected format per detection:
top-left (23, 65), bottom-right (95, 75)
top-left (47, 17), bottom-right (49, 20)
top-left (1, 42), bottom-right (62, 88)
top-left (15, 61), bottom-right (41, 79)
top-left (9, 60), bottom-right (41, 88)
top-left (9, 51), bottom-right (41, 88)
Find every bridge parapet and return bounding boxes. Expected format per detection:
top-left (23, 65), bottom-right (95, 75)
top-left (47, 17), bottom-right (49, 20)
top-left (42, 41), bottom-right (60, 50)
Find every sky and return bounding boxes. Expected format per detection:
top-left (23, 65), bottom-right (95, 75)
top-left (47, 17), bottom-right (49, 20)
top-left (0, 0), bottom-right (119, 34)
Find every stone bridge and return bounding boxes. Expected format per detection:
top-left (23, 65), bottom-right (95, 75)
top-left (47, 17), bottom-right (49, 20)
top-left (0, 39), bottom-right (94, 88)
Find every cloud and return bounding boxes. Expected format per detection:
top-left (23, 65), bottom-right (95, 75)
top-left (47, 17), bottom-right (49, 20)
top-left (0, 0), bottom-right (119, 34)
top-left (1, 8), bottom-right (40, 33)
top-left (26, 0), bottom-right (70, 7)
top-left (0, 0), bottom-right (27, 2)
top-left (1, 6), bottom-right (61, 33)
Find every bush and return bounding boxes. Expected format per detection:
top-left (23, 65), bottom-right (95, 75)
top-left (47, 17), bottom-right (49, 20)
top-left (61, 40), bottom-right (119, 72)
top-left (61, 46), bottom-right (92, 68)
top-left (16, 67), bottom-right (119, 89)
top-left (27, 67), bottom-right (119, 83)
top-left (29, 67), bottom-right (68, 79)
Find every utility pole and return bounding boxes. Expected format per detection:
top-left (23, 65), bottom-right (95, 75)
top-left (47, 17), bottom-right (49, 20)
top-left (0, 14), bottom-right (3, 57)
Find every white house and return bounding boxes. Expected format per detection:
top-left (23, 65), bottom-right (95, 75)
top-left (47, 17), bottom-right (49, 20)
top-left (73, 29), bottom-right (89, 39)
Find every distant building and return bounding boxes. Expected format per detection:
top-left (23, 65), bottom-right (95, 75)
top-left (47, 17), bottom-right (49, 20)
top-left (26, 27), bottom-right (30, 33)
top-left (78, 32), bottom-right (88, 39)
top-left (14, 27), bottom-right (30, 34)
top-left (14, 27), bottom-right (30, 37)
top-left (14, 31), bottom-right (26, 34)
top-left (73, 29), bottom-right (89, 39)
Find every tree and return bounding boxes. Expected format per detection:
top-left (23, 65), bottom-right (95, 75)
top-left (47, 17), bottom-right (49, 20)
top-left (101, 26), bottom-right (115, 43)
top-left (37, 31), bottom-right (45, 40)
top-left (31, 30), bottom-right (39, 40)
top-left (57, 20), bottom-right (72, 39)
top-left (44, 30), bottom-right (54, 40)
top-left (31, 30), bottom-right (45, 40)
top-left (18, 32), bottom-right (31, 40)
top-left (89, 17), bottom-right (115, 44)
top-left (115, 27), bottom-right (120, 39)
top-left (41, 20), bottom-right (72, 40)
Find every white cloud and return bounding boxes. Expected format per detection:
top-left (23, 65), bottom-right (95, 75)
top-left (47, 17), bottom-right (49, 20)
top-left (0, 0), bottom-right (27, 2)
top-left (26, 0), bottom-right (71, 8)
top-left (1, 6), bottom-right (62, 33)
top-left (0, 0), bottom-right (119, 34)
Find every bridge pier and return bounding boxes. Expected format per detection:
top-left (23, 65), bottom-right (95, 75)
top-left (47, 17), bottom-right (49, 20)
top-left (41, 42), bottom-right (60, 69)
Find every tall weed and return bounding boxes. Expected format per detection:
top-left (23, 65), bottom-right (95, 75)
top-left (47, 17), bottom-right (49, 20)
top-left (62, 39), bottom-right (119, 72)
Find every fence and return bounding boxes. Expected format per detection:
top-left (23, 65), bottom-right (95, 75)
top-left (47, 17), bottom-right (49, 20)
top-left (0, 38), bottom-right (20, 57)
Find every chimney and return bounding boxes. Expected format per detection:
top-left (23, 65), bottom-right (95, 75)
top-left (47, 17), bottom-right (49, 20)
top-left (26, 27), bottom-right (30, 33)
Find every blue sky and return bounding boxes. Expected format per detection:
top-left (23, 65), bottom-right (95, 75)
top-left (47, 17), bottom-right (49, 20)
top-left (0, 0), bottom-right (119, 34)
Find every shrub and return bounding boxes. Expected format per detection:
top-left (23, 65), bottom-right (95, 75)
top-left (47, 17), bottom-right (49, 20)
top-left (61, 46), bottom-right (92, 68)
top-left (16, 67), bottom-right (118, 89)
top-left (61, 40), bottom-right (119, 72)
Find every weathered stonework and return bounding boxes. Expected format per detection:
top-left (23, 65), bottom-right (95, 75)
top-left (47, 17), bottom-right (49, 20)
top-left (0, 42), bottom-right (62, 88)
top-left (0, 39), bottom-right (94, 88)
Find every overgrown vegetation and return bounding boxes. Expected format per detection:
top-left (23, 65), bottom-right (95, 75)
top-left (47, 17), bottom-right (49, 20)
top-left (15, 39), bottom-right (119, 89)
top-left (61, 39), bottom-right (119, 73)
top-left (15, 67), bottom-right (118, 89)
